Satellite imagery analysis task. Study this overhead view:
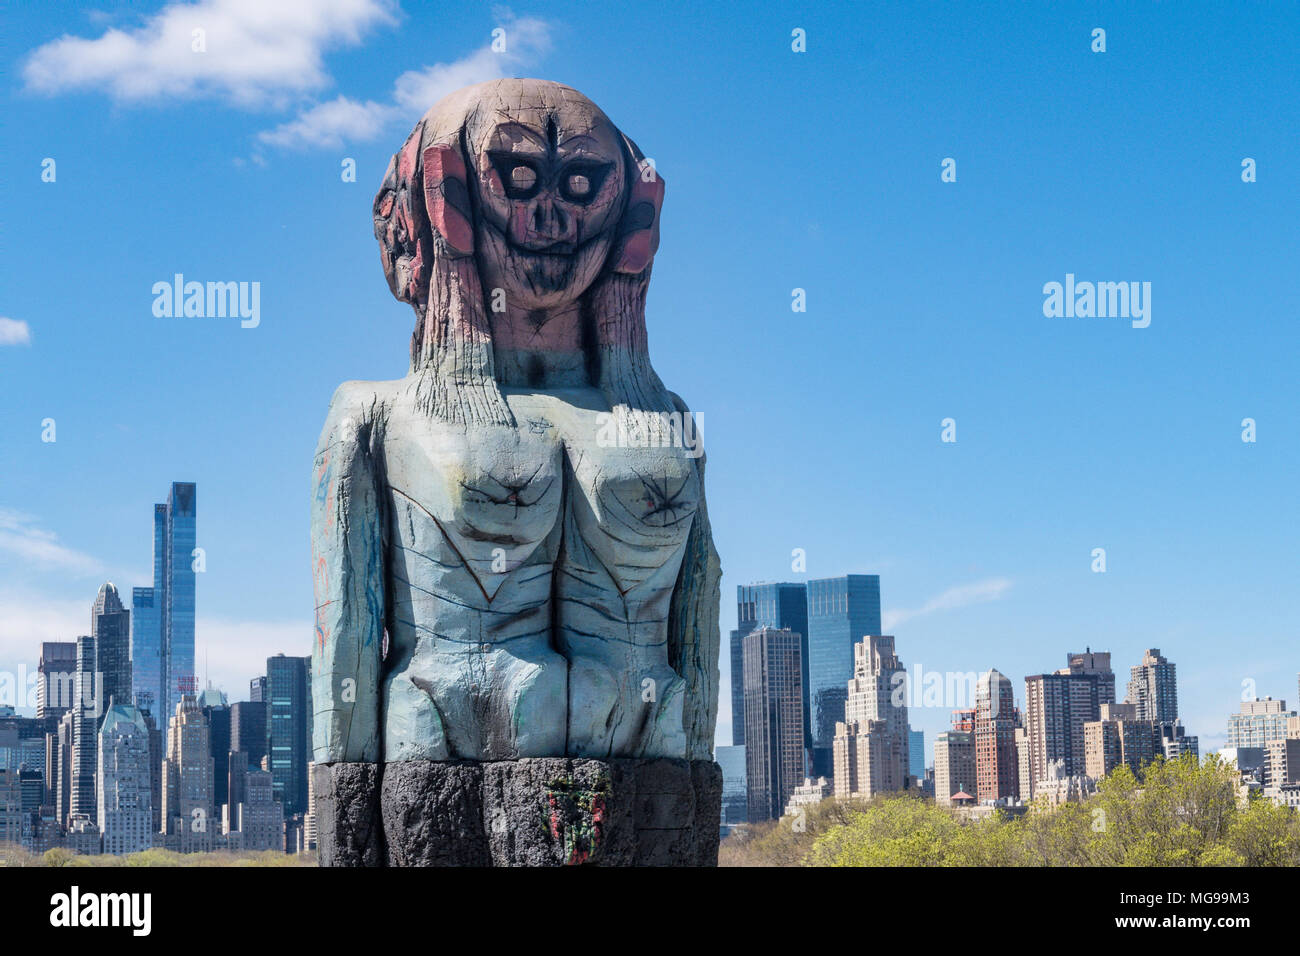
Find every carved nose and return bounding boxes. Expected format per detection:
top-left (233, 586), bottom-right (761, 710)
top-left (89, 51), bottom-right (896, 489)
top-left (529, 196), bottom-right (575, 243)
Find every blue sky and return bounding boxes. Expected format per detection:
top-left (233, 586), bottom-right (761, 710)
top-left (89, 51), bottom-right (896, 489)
top-left (2, 1), bottom-right (1297, 756)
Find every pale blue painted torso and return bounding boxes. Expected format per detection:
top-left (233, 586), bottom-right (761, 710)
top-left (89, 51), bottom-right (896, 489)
top-left (313, 378), bottom-right (698, 762)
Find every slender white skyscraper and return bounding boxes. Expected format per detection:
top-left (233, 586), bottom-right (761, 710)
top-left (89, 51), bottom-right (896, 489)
top-left (833, 635), bottom-right (910, 799)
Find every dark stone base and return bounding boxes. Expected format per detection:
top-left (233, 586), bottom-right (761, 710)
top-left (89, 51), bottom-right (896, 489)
top-left (314, 758), bottom-right (721, 867)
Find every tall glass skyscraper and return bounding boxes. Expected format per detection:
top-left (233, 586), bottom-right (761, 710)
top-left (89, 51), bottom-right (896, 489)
top-left (130, 587), bottom-right (162, 716)
top-left (730, 583), bottom-right (808, 748)
top-left (161, 483), bottom-right (197, 715)
top-left (805, 574), bottom-right (882, 777)
top-left (743, 627), bottom-right (804, 821)
top-left (133, 483), bottom-right (197, 722)
top-left (267, 655), bottom-right (310, 815)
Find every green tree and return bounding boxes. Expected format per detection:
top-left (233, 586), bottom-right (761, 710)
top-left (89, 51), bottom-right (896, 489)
top-left (1225, 795), bottom-right (1300, 866)
top-left (41, 847), bottom-right (75, 867)
top-left (719, 753), bottom-right (1300, 867)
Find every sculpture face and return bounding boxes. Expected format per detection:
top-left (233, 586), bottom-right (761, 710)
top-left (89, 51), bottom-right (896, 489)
top-left (468, 105), bottom-right (626, 310)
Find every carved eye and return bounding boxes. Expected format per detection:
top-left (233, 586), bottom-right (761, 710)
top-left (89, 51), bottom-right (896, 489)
top-left (510, 165), bottom-right (537, 191)
top-left (488, 151), bottom-right (542, 200)
top-left (559, 161), bottom-right (612, 204)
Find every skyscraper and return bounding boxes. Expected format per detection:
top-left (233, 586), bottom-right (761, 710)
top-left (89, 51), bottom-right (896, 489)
top-left (975, 669), bottom-right (1019, 803)
top-left (1015, 726), bottom-right (1033, 802)
top-left (1023, 670), bottom-right (1103, 797)
top-left (743, 627), bottom-right (804, 822)
top-left (1063, 649), bottom-right (1115, 705)
top-left (159, 483), bottom-right (198, 719)
top-left (805, 574), bottom-right (882, 776)
top-left (141, 708), bottom-right (163, 833)
top-left (730, 582), bottom-right (808, 748)
top-left (53, 711), bottom-right (73, 827)
top-left (133, 484), bottom-right (197, 723)
top-left (161, 694), bottom-right (214, 852)
top-left (97, 703), bottom-right (152, 855)
top-left (130, 586), bottom-right (162, 716)
top-left (92, 583), bottom-right (131, 712)
top-left (832, 635), bottom-right (909, 799)
top-left (1126, 648), bottom-right (1178, 723)
top-left (70, 634), bottom-right (98, 824)
top-left (231, 699), bottom-right (269, 770)
top-left (36, 641), bottom-right (77, 721)
top-left (267, 655), bottom-right (310, 815)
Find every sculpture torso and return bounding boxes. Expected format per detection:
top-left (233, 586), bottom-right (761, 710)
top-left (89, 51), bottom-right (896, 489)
top-left (336, 378), bottom-right (698, 761)
top-left (311, 78), bottom-right (720, 773)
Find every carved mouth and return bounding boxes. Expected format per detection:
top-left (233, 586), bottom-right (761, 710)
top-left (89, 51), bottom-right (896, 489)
top-left (514, 239), bottom-right (576, 256)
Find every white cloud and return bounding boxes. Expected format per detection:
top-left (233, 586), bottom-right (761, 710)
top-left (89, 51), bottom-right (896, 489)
top-left (883, 577), bottom-right (1013, 630)
top-left (0, 592), bottom-right (89, 658)
top-left (258, 14), bottom-right (553, 150)
top-left (22, 0), bottom-right (397, 107)
top-left (21, 2), bottom-right (554, 153)
top-left (0, 318), bottom-right (31, 346)
top-left (0, 593), bottom-right (88, 709)
top-left (0, 510), bottom-right (107, 578)
top-left (256, 95), bottom-right (397, 149)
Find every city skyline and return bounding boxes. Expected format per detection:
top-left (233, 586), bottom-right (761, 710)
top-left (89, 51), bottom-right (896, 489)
top-left (4, 2), bottom-right (1300, 761)
top-left (727, 581), bottom-right (1271, 821)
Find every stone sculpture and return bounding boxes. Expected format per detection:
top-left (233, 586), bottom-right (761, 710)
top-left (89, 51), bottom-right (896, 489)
top-left (310, 79), bottom-right (722, 866)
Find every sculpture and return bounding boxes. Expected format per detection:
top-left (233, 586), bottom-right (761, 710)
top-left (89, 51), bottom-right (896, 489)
top-left (310, 79), bottom-right (721, 866)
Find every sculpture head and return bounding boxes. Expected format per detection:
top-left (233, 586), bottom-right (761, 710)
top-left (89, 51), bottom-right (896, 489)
top-left (467, 87), bottom-right (626, 310)
top-left (374, 79), bottom-right (668, 426)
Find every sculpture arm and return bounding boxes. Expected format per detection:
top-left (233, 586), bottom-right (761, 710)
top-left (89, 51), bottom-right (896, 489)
top-left (665, 393), bottom-right (722, 761)
top-left (311, 385), bottom-right (388, 764)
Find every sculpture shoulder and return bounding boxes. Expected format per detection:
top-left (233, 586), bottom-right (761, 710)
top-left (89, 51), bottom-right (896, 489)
top-left (665, 389), bottom-right (708, 469)
top-left (666, 390), bottom-right (691, 414)
top-left (316, 379), bottom-right (403, 457)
